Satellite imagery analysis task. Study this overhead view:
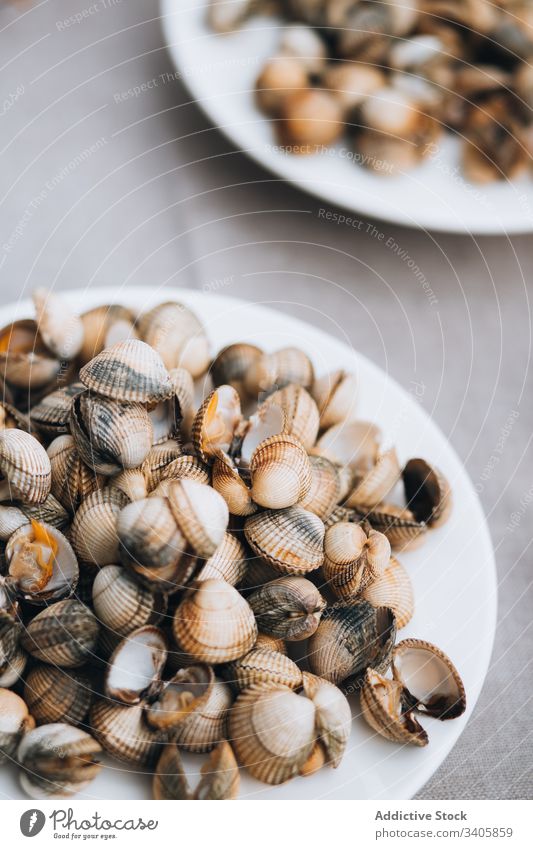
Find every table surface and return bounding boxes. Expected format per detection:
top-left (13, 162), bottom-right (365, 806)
top-left (0, 0), bottom-right (531, 801)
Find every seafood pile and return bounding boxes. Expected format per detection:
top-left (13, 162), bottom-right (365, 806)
top-left (0, 289), bottom-right (465, 800)
top-left (208, 0), bottom-right (533, 181)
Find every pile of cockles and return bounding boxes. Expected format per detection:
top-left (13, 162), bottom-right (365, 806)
top-left (208, 0), bottom-right (533, 181)
top-left (0, 289), bottom-right (465, 800)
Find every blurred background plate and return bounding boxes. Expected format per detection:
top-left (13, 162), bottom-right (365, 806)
top-left (0, 287), bottom-right (497, 800)
top-left (161, 0), bottom-right (533, 235)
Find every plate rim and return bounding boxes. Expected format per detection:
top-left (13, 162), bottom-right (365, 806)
top-left (160, 0), bottom-right (533, 236)
top-left (0, 285), bottom-right (498, 800)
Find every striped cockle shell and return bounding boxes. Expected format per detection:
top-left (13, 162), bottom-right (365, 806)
top-left (21, 600), bottom-right (100, 668)
top-left (192, 385), bottom-right (242, 462)
top-left (229, 682), bottom-right (316, 785)
top-left (30, 383), bottom-right (84, 439)
top-left (70, 391), bottom-right (153, 476)
top-left (249, 433), bottom-right (312, 509)
top-left (392, 639), bottom-right (466, 720)
top-left (211, 450), bottom-right (256, 516)
top-left (259, 384), bottom-right (320, 450)
top-left (70, 488), bottom-right (128, 567)
top-left (0, 401), bottom-right (31, 432)
top-left (301, 671), bottom-right (351, 768)
top-left (172, 680), bottom-right (233, 753)
top-left (48, 434), bottom-right (104, 514)
top-left (154, 454), bottom-right (210, 489)
top-left (23, 666), bottom-right (92, 727)
top-left (79, 304), bottom-right (137, 366)
top-left (322, 522), bottom-right (391, 600)
top-left (299, 455), bottom-right (341, 519)
top-left (141, 441), bottom-right (185, 489)
top-left (0, 504), bottom-right (28, 540)
top-left (166, 478), bottom-right (229, 559)
top-left (254, 633), bottom-right (287, 655)
top-left (137, 301), bottom-right (210, 378)
top-left (244, 347), bottom-right (314, 398)
top-left (210, 343), bottom-right (263, 399)
top-left (360, 668), bottom-right (428, 747)
top-left (32, 288), bottom-right (84, 361)
top-left (308, 601), bottom-right (397, 688)
top-left (92, 564), bottom-right (166, 636)
top-left (146, 664), bottom-right (214, 731)
top-left (196, 532), bottom-right (248, 586)
top-left (313, 420), bottom-right (381, 473)
top-left (18, 723), bottom-right (102, 799)
top-left (361, 556), bottom-right (414, 629)
top-left (79, 339), bottom-right (173, 404)
top-left (0, 688), bottom-right (34, 763)
top-left (90, 700), bottom-right (164, 767)
top-left (312, 369), bottom-right (358, 430)
top-left (111, 468), bottom-right (149, 502)
top-left (237, 558), bottom-right (280, 592)
top-left (244, 506), bottom-right (325, 575)
top-left (173, 579), bottom-right (257, 664)
top-left (248, 576), bottom-right (326, 641)
top-left (7, 521), bottom-right (79, 604)
top-left (403, 458), bottom-right (452, 528)
top-left (105, 626), bottom-right (167, 705)
top-left (222, 647), bottom-right (303, 693)
top-left (19, 493), bottom-right (70, 534)
top-left (194, 740), bottom-right (240, 800)
top-left (0, 429), bottom-right (51, 504)
top-left (346, 447), bottom-right (401, 510)
top-left (362, 502), bottom-right (428, 551)
top-left (152, 744), bottom-right (191, 800)
top-left (0, 611), bottom-right (27, 687)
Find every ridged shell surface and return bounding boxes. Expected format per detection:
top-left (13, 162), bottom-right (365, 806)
top-left (79, 339), bottom-right (173, 403)
top-left (244, 506), bottom-right (325, 575)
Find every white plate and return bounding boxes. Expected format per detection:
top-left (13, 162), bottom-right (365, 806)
top-left (160, 0), bottom-right (533, 235)
top-left (0, 287), bottom-right (496, 801)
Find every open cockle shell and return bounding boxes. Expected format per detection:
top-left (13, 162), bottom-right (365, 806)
top-left (24, 666), bottom-right (92, 728)
top-left (259, 384), bottom-right (320, 450)
top-left (308, 600), bottom-right (397, 688)
top-left (244, 505), bottom-right (325, 575)
top-left (0, 429), bottom-right (51, 505)
top-left (250, 432), bottom-right (312, 509)
top-left (153, 740), bottom-right (240, 800)
top-left (323, 522), bottom-right (391, 600)
top-left (192, 385), bottom-right (242, 462)
top-left (79, 339), bottom-right (173, 404)
top-left (312, 370), bottom-right (358, 430)
top-left (360, 668), bottom-right (428, 747)
top-left (0, 688), bottom-right (35, 763)
top-left (361, 556), bottom-right (414, 629)
top-left (0, 319), bottom-right (61, 393)
top-left (211, 450), bottom-right (257, 517)
top-left (90, 700), bottom-right (164, 767)
top-left (171, 680), bottom-right (233, 753)
top-left (302, 671), bottom-right (351, 768)
top-left (21, 599), bottom-right (100, 668)
top-left (173, 579), bottom-right (257, 664)
top-left (222, 647), bottom-right (303, 693)
top-left (70, 488), bottom-right (128, 567)
top-left (17, 722), bottom-right (102, 799)
top-left (247, 576), bottom-right (326, 641)
top-left (92, 564), bottom-right (166, 636)
top-left (392, 639), bottom-right (466, 720)
top-left (106, 626), bottom-right (167, 706)
top-left (229, 682), bottom-right (316, 785)
top-left (346, 447), bottom-right (401, 510)
top-left (361, 502), bottom-right (428, 551)
top-left (7, 520), bottom-right (79, 604)
top-left (146, 664), bottom-right (214, 731)
top-left (403, 458), bottom-right (452, 528)
top-left (32, 288), bottom-right (84, 362)
top-left (137, 301), bottom-right (210, 378)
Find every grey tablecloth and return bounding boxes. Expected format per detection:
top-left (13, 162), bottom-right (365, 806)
top-left (0, 0), bottom-right (531, 800)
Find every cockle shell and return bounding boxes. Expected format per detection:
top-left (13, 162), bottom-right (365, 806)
top-left (90, 700), bottom-right (164, 767)
top-left (248, 576), bottom-right (326, 641)
top-left (7, 521), bottom-right (79, 604)
top-left (0, 319), bottom-right (61, 392)
top-left (48, 434), bottom-right (104, 514)
top-left (250, 433), bottom-right (312, 509)
top-left (30, 383), bottom-right (84, 438)
top-left (154, 454), bottom-right (210, 488)
top-left (0, 611), bottom-right (27, 687)
top-left (21, 599), bottom-right (100, 668)
top-left (0, 401), bottom-right (31, 432)
top-left (17, 723), bottom-right (102, 799)
top-left (32, 288), bottom-right (84, 361)
top-left (244, 506), bottom-right (325, 575)
top-left (361, 556), bottom-right (414, 629)
top-left (0, 688), bottom-right (34, 763)
top-left (153, 740), bottom-right (240, 800)
top-left (172, 680), bottom-right (233, 753)
top-left (210, 343), bottom-right (263, 398)
top-left (192, 385), bottom-right (242, 462)
top-left (79, 339), bottom-right (173, 404)
top-left (222, 648), bottom-right (303, 692)
top-left (92, 564), bottom-right (166, 636)
top-left (360, 668), bottom-right (428, 747)
top-left (403, 458), bottom-right (452, 528)
top-left (79, 304), bottom-right (137, 366)
top-left (362, 502), bottom-right (428, 551)
top-left (23, 666), bottom-right (92, 727)
top-left (314, 420), bottom-right (381, 473)
top-left (259, 384), bottom-right (320, 450)
top-left (166, 478), bottom-right (229, 559)
top-left (229, 683), bottom-right (316, 785)
top-left (346, 448), bottom-right (401, 510)
top-left (19, 493), bottom-right (70, 533)
top-left (70, 391), bottom-right (153, 476)
top-left (106, 626), bottom-right (167, 705)
top-left (173, 579), bottom-right (257, 664)
top-left (244, 347), bottom-right (314, 398)
top-left (322, 522), bottom-right (391, 599)
top-left (392, 639), bottom-right (466, 720)
top-left (308, 601), bottom-right (397, 688)
top-left (0, 429), bottom-right (51, 504)
top-left (196, 532), bottom-right (248, 585)
top-left (0, 504), bottom-right (28, 540)
top-left (299, 455), bottom-right (341, 519)
top-left (141, 441), bottom-right (188, 489)
top-left (152, 745), bottom-right (191, 800)
top-left (254, 633), bottom-right (287, 655)
top-left (302, 671), bottom-right (351, 768)
top-left (312, 370), bottom-right (358, 430)
top-left (70, 488), bottom-right (128, 567)
top-left (137, 301), bottom-right (210, 378)
top-left (146, 664), bottom-right (215, 731)
top-left (211, 450), bottom-right (256, 516)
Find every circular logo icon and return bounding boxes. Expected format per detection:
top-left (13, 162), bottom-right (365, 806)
top-left (20, 810), bottom-right (46, 837)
